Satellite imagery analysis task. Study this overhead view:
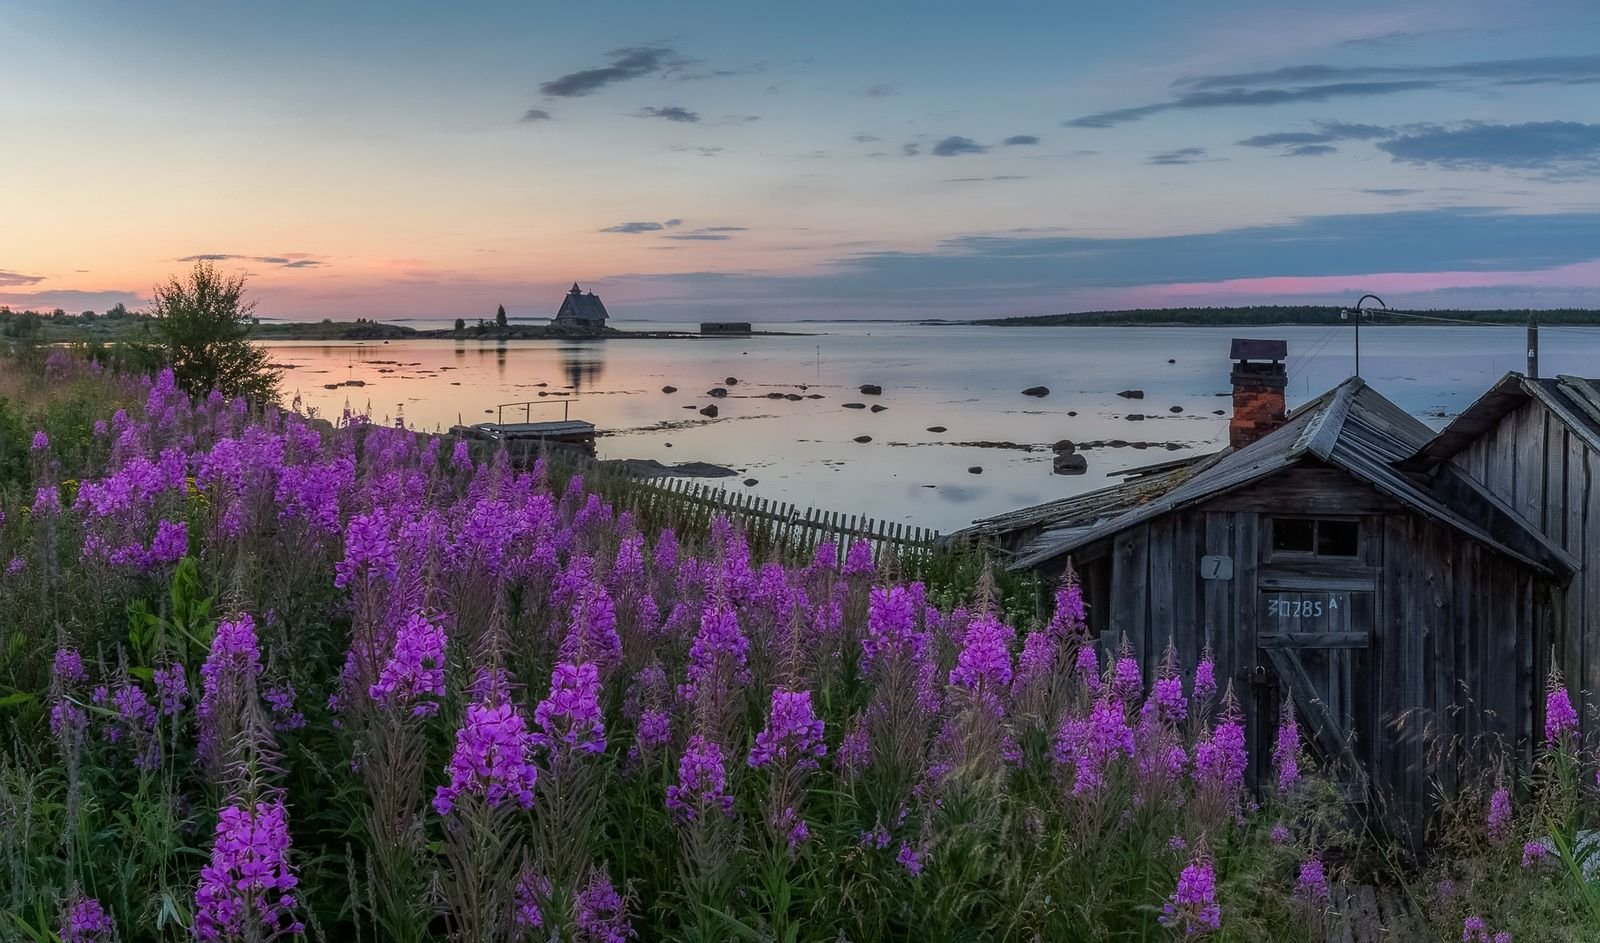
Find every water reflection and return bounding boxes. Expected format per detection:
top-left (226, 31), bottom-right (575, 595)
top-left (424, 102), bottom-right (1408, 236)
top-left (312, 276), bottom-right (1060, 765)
top-left (560, 341), bottom-right (605, 391)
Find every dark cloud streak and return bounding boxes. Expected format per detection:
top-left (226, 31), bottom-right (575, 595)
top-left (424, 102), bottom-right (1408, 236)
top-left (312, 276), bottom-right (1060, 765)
top-left (540, 46), bottom-right (681, 98)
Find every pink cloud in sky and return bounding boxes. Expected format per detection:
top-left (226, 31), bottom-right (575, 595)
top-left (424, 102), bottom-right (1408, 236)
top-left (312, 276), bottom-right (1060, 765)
top-left (1088, 258), bottom-right (1600, 308)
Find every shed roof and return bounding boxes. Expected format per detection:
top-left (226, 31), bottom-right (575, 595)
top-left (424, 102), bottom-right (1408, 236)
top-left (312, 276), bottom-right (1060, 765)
top-left (1404, 373), bottom-right (1600, 470)
top-left (1006, 376), bottom-right (1563, 576)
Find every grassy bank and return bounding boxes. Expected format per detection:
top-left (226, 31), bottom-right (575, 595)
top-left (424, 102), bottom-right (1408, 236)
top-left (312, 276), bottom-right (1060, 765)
top-left (1, 349), bottom-right (1597, 941)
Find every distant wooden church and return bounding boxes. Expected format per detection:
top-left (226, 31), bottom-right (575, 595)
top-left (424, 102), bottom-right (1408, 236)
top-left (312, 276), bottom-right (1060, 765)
top-left (554, 283), bottom-right (609, 331)
top-left (950, 339), bottom-right (1599, 838)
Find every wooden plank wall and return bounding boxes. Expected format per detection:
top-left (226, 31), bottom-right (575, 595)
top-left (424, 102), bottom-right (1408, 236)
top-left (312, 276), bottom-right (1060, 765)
top-left (1087, 470), bottom-right (1542, 830)
top-left (1450, 399), bottom-right (1597, 735)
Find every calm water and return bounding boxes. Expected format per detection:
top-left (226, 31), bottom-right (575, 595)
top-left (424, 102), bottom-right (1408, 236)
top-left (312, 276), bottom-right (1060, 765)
top-left (269, 323), bottom-right (1600, 532)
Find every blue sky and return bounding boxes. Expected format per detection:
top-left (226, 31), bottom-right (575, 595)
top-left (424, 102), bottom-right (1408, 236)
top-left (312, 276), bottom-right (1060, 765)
top-left (3, 0), bottom-right (1599, 319)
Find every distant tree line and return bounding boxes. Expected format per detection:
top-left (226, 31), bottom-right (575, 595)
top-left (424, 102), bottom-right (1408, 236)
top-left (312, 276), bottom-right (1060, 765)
top-left (982, 305), bottom-right (1600, 327)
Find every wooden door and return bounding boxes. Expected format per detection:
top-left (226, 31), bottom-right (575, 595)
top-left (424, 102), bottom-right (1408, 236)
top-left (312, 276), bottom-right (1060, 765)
top-left (1257, 588), bottom-right (1375, 787)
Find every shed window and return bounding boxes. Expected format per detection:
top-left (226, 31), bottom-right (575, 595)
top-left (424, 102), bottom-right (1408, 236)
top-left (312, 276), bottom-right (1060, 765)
top-left (1271, 517), bottom-right (1359, 558)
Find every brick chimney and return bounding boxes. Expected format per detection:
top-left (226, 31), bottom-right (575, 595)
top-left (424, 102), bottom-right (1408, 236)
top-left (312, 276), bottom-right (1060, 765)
top-left (1229, 338), bottom-right (1288, 449)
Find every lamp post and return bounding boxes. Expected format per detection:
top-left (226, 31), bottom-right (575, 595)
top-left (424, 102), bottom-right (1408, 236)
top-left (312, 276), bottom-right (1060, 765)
top-left (1342, 294), bottom-right (1386, 379)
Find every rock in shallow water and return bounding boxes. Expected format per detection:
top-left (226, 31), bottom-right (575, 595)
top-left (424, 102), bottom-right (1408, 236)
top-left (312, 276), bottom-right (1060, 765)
top-left (854, 435), bottom-right (872, 443)
top-left (700, 404), bottom-right (719, 418)
top-left (870, 404), bottom-right (887, 412)
top-left (1117, 389), bottom-right (1144, 399)
top-left (662, 385), bottom-right (677, 393)
top-left (967, 465), bottom-right (983, 474)
top-left (927, 426), bottom-right (947, 433)
top-left (1021, 386), bottom-right (1050, 397)
top-left (860, 384), bottom-right (883, 395)
top-left (843, 402), bottom-right (867, 409)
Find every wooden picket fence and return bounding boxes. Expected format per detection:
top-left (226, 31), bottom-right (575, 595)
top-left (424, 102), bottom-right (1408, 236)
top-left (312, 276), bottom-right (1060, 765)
top-left (541, 448), bottom-right (940, 567)
top-left (623, 474), bottom-right (941, 567)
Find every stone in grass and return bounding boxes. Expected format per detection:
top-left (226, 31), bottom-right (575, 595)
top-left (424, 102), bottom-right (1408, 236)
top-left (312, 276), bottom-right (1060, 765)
top-left (843, 402), bottom-right (867, 409)
top-left (1021, 386), bottom-right (1050, 397)
top-left (860, 384), bottom-right (883, 395)
top-left (854, 435), bottom-right (872, 443)
top-left (967, 465), bottom-right (983, 474)
top-left (870, 404), bottom-right (887, 413)
top-left (927, 426), bottom-right (947, 433)
top-left (700, 404), bottom-right (719, 418)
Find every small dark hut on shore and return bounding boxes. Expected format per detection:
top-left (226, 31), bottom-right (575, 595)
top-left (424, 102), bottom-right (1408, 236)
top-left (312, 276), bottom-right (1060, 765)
top-left (701, 321), bottom-right (752, 336)
top-left (950, 340), bottom-right (1577, 832)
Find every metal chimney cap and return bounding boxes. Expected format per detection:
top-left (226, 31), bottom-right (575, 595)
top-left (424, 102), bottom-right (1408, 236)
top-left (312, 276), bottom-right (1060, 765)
top-left (1229, 338), bottom-right (1288, 362)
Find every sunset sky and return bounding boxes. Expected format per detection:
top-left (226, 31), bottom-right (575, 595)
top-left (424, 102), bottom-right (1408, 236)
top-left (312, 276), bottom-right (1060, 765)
top-left (4, 0), bottom-right (1600, 321)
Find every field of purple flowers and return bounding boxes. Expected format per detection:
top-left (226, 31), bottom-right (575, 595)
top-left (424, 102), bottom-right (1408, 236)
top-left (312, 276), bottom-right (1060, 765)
top-left (1, 348), bottom-right (1597, 942)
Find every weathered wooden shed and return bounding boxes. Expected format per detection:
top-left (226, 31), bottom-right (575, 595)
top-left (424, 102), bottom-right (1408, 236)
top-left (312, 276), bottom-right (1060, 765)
top-left (951, 343), bottom-right (1574, 832)
top-left (1403, 373), bottom-right (1600, 735)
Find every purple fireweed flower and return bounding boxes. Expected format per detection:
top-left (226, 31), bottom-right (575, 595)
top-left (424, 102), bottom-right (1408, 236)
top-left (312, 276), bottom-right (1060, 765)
top-left (265, 684), bottom-right (305, 733)
top-left (1075, 644), bottom-right (1102, 696)
top-left (1487, 786), bottom-right (1512, 841)
top-left (575, 868), bottom-right (633, 943)
top-left (513, 868), bottom-right (549, 931)
top-left (863, 585), bottom-right (924, 670)
top-left (154, 663), bottom-right (188, 716)
top-left (194, 798), bottom-right (304, 941)
top-left (1295, 856), bottom-right (1329, 904)
top-left (51, 700), bottom-right (88, 739)
top-left (1270, 823), bottom-right (1292, 845)
top-left (60, 896), bottom-right (116, 943)
top-left (896, 841), bottom-right (926, 876)
top-left (1193, 652), bottom-right (1218, 704)
top-left (1160, 855), bottom-right (1221, 936)
top-left (145, 519), bottom-right (189, 568)
top-left (842, 539), bottom-right (874, 577)
top-left (5, 556), bottom-right (22, 575)
top-left (1273, 708), bottom-right (1301, 793)
top-left (198, 615), bottom-right (264, 762)
top-left (32, 485), bottom-right (62, 516)
top-left (335, 510), bottom-right (398, 588)
top-left (685, 605), bottom-right (751, 693)
top-left (54, 648), bottom-right (87, 686)
top-left (948, 613), bottom-right (1015, 690)
top-left (370, 611), bottom-right (448, 717)
top-left (1047, 572), bottom-right (1087, 639)
top-left (1521, 840), bottom-right (1547, 869)
top-left (1463, 916), bottom-right (1487, 942)
top-left (450, 439), bottom-right (472, 471)
top-left (665, 735), bottom-right (734, 822)
top-left (1545, 671), bottom-right (1579, 744)
top-left (1168, 834), bottom-right (1188, 852)
top-left (1493, 934), bottom-right (1512, 943)
top-left (636, 709), bottom-right (671, 753)
top-left (432, 701), bottom-right (539, 815)
top-left (561, 584), bottom-right (622, 674)
top-left (838, 721), bottom-right (870, 775)
top-left (109, 683), bottom-right (158, 764)
top-left (1054, 697), bottom-right (1136, 795)
top-left (749, 689), bottom-right (826, 770)
top-left (31, 430), bottom-right (48, 451)
top-left (1111, 654), bottom-right (1142, 702)
top-left (532, 661), bottom-right (607, 757)
top-left (1015, 631), bottom-right (1058, 693)
top-left (92, 419), bottom-right (108, 437)
top-left (861, 824), bottom-right (891, 849)
top-left (1146, 673), bottom-right (1188, 725)
top-left (1193, 705), bottom-right (1247, 797)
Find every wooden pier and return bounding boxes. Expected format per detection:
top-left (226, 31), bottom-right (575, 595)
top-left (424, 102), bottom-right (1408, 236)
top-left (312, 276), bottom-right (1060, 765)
top-left (452, 398), bottom-right (596, 455)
